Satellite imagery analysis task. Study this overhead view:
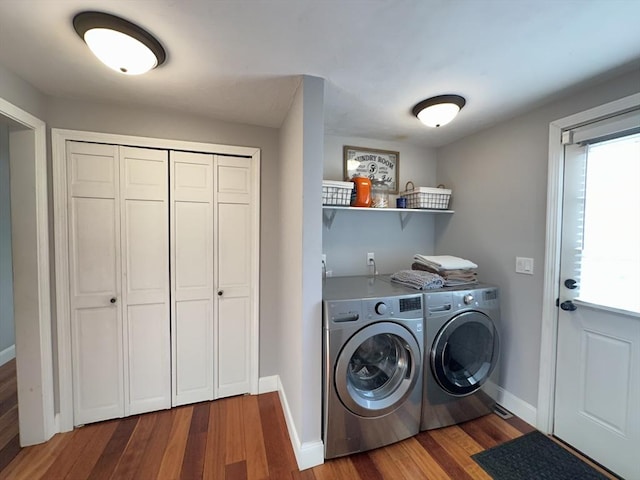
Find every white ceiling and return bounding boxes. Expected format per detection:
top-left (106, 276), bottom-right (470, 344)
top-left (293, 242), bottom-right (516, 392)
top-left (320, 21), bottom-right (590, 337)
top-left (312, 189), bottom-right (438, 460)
top-left (1, 0), bottom-right (639, 147)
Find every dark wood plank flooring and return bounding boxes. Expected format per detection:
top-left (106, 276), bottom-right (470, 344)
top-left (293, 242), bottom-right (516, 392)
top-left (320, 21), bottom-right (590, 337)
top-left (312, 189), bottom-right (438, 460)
top-left (0, 358), bottom-right (616, 479)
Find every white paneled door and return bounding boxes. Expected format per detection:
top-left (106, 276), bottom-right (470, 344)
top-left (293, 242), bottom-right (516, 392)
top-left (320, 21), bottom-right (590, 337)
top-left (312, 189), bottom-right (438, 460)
top-left (216, 156), bottom-right (254, 398)
top-left (120, 147), bottom-right (170, 416)
top-left (555, 121), bottom-right (640, 479)
top-left (67, 139), bottom-right (258, 425)
top-left (68, 142), bottom-right (170, 425)
top-left (170, 151), bottom-right (215, 406)
top-left (68, 141), bottom-right (124, 425)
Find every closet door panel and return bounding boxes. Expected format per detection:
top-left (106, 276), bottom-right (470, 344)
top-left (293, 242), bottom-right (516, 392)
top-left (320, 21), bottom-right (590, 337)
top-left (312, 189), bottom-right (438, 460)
top-left (67, 141), bottom-right (124, 425)
top-left (216, 168), bottom-right (252, 397)
top-left (217, 156), bottom-right (251, 204)
top-left (218, 203), bottom-right (251, 290)
top-left (68, 142), bottom-right (117, 198)
top-left (124, 200), bottom-right (168, 303)
top-left (218, 296), bottom-right (250, 392)
top-left (175, 202), bottom-right (210, 299)
top-left (120, 147), bottom-right (170, 415)
top-left (69, 197), bottom-right (118, 307)
top-left (127, 303), bottom-right (171, 414)
top-left (72, 307), bottom-right (123, 424)
top-left (170, 151), bottom-right (214, 406)
top-left (175, 300), bottom-right (213, 400)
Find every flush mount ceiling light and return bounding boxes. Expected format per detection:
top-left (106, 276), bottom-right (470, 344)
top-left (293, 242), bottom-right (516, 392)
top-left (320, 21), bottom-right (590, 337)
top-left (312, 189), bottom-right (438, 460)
top-left (412, 95), bottom-right (466, 128)
top-left (73, 11), bottom-right (166, 75)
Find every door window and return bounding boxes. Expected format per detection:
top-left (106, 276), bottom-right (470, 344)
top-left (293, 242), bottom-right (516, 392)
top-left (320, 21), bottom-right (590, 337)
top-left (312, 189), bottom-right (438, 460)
top-left (573, 133), bottom-right (640, 313)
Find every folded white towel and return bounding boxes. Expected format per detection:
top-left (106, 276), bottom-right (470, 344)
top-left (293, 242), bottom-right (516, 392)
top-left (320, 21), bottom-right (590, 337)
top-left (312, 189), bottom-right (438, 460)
top-left (390, 270), bottom-right (445, 290)
top-left (413, 254), bottom-right (478, 270)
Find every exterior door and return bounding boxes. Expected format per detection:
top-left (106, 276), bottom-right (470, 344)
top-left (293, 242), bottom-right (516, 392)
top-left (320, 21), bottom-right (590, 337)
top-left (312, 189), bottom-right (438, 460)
top-left (555, 115), bottom-right (640, 480)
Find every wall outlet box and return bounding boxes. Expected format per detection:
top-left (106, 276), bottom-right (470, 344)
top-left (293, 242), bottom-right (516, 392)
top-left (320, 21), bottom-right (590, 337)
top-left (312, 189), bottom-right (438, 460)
top-left (515, 257), bottom-right (534, 275)
top-left (367, 252), bottom-right (375, 265)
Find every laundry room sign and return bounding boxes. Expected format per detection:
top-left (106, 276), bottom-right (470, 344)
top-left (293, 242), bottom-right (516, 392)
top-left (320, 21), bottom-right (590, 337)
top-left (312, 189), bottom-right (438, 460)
top-left (343, 145), bottom-right (399, 193)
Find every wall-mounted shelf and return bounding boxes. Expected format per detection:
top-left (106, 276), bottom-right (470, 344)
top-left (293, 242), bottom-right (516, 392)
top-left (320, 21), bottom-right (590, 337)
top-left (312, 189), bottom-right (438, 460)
top-left (322, 206), bottom-right (454, 230)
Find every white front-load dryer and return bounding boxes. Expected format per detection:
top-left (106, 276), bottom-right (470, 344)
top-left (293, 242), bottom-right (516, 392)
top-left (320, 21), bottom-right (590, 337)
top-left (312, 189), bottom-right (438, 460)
top-left (421, 284), bottom-right (501, 431)
top-left (323, 276), bottom-right (424, 459)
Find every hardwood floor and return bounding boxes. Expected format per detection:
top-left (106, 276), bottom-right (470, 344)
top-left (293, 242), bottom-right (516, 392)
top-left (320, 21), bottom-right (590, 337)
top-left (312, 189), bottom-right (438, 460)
top-left (0, 357), bottom-right (615, 479)
top-left (0, 359), bottom-right (19, 474)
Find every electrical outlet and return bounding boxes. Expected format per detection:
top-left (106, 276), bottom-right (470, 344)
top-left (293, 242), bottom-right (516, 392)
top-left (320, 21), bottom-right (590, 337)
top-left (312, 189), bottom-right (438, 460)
top-left (367, 252), bottom-right (375, 265)
top-left (322, 254), bottom-right (327, 265)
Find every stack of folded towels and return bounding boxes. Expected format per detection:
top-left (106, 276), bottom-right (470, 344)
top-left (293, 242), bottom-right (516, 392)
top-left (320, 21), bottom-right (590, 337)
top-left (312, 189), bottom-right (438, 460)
top-left (411, 254), bottom-right (478, 286)
top-left (390, 270), bottom-right (445, 290)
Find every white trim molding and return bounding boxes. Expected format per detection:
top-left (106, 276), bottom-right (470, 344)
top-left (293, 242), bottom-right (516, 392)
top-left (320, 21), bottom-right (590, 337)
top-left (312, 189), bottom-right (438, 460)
top-left (274, 375), bottom-right (324, 471)
top-left (495, 386), bottom-right (537, 427)
top-left (0, 344), bottom-right (16, 366)
top-left (258, 375), bottom-right (279, 394)
top-left (0, 97), bottom-right (55, 446)
top-left (538, 92), bottom-right (640, 434)
top-left (52, 128), bottom-right (261, 432)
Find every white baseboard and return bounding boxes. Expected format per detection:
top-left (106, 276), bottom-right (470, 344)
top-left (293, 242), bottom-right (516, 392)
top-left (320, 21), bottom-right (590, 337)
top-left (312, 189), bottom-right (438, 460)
top-left (258, 375), bottom-right (279, 394)
top-left (0, 344), bottom-right (16, 366)
top-left (495, 385), bottom-right (537, 427)
top-left (272, 375), bottom-right (324, 471)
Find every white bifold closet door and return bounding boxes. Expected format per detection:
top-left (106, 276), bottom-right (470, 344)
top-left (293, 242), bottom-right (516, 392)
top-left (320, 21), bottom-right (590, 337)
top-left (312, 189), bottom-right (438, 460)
top-left (170, 151), bottom-right (215, 406)
top-left (170, 152), bottom-right (254, 404)
top-left (216, 155), bottom-right (253, 398)
top-left (68, 141), bottom-right (170, 425)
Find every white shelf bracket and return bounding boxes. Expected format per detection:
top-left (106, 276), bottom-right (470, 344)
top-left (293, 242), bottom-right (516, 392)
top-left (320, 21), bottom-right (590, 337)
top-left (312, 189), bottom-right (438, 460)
top-left (323, 208), bottom-right (338, 229)
top-left (399, 212), bottom-right (413, 230)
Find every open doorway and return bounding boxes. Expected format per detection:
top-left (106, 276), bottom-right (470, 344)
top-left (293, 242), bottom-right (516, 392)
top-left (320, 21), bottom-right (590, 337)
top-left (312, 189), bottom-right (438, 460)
top-left (0, 97), bottom-right (55, 451)
top-left (0, 121), bottom-right (19, 468)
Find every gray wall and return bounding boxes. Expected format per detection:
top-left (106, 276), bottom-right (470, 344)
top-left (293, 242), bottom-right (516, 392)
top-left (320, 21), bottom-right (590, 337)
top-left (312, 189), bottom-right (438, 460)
top-left (435, 69), bottom-right (640, 409)
top-left (0, 124), bottom-right (15, 354)
top-left (0, 63), bottom-right (47, 121)
top-left (276, 76), bottom-right (324, 454)
top-left (45, 96), bottom-right (282, 378)
top-left (323, 135), bottom-right (440, 276)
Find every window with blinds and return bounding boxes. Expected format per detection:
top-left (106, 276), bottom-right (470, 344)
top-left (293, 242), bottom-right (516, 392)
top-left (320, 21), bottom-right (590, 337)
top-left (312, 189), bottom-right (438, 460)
top-left (562, 110), bottom-right (640, 313)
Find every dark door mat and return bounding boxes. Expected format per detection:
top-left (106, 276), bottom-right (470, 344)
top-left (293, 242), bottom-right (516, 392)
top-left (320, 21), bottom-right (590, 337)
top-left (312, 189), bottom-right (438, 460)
top-left (471, 430), bottom-right (610, 480)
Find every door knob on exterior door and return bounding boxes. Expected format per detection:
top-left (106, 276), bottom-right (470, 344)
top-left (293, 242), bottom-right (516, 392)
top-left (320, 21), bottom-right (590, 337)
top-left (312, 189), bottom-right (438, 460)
top-left (560, 300), bottom-right (577, 311)
top-left (110, 297), bottom-right (117, 304)
top-left (218, 290), bottom-right (223, 296)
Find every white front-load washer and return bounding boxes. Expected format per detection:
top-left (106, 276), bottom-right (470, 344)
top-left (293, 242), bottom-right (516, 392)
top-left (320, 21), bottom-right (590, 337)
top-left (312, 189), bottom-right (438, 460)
top-left (421, 284), bottom-right (501, 431)
top-left (323, 276), bottom-right (424, 459)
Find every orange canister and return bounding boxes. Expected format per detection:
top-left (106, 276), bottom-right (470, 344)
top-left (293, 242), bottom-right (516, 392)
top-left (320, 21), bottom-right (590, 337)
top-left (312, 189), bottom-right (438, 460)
top-left (350, 177), bottom-right (372, 207)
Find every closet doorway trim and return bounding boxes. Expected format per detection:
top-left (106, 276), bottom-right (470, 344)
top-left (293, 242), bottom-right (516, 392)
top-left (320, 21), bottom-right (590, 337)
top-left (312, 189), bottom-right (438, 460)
top-left (52, 128), bottom-right (261, 432)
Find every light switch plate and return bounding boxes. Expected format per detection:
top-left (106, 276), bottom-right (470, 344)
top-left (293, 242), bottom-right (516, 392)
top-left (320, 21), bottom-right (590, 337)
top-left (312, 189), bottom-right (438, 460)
top-left (515, 257), bottom-right (534, 275)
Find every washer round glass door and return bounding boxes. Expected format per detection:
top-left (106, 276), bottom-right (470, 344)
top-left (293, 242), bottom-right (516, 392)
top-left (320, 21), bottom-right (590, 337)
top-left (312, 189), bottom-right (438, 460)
top-left (335, 322), bottom-right (420, 417)
top-left (431, 311), bottom-right (499, 396)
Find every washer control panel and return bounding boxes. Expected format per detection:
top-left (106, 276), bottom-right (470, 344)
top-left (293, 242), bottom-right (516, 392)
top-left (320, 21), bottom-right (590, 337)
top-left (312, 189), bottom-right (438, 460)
top-left (363, 295), bottom-right (423, 319)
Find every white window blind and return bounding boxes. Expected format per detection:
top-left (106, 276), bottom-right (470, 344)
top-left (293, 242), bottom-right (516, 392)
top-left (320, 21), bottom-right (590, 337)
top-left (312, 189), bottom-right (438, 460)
top-left (564, 111), bottom-right (640, 313)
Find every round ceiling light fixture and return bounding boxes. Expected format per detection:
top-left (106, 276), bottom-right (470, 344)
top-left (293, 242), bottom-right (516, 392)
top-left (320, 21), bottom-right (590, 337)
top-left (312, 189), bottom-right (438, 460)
top-left (73, 11), bottom-right (166, 75)
top-left (412, 95), bottom-right (466, 128)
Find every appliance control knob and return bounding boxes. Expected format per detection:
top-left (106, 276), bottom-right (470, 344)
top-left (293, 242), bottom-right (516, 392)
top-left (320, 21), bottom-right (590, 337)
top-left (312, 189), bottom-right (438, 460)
top-left (375, 302), bottom-right (388, 315)
top-left (463, 294), bottom-right (474, 305)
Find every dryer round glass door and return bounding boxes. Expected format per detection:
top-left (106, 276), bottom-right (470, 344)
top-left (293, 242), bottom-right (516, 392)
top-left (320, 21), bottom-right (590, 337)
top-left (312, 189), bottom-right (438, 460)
top-left (431, 311), bottom-right (499, 396)
top-left (335, 322), bottom-right (421, 417)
